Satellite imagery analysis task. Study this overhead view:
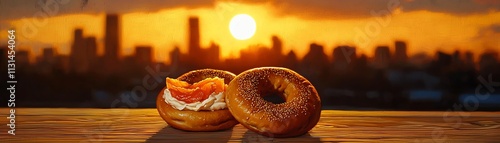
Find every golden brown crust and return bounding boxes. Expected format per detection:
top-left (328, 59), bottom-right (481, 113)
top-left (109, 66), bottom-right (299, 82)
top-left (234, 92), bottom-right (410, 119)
top-left (225, 67), bottom-right (321, 137)
top-left (156, 69), bottom-right (239, 131)
top-left (177, 69), bottom-right (236, 84)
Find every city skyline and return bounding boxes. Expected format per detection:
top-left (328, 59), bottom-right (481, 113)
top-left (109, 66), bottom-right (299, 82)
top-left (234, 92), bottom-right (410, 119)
top-left (2, 15), bottom-right (498, 69)
top-left (2, 14), bottom-right (498, 75)
top-left (1, 13), bottom-right (499, 110)
top-left (1, 1), bottom-right (499, 63)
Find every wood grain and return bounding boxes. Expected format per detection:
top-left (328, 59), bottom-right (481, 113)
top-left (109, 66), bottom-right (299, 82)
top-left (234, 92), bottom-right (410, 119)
top-left (1, 108), bottom-right (499, 143)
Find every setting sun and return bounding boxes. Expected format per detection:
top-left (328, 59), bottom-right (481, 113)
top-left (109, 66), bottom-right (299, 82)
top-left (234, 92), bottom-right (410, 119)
top-left (229, 14), bottom-right (256, 40)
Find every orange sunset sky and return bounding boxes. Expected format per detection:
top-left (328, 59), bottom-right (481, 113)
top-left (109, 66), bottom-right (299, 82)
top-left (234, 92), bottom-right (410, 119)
top-left (0, 0), bottom-right (499, 63)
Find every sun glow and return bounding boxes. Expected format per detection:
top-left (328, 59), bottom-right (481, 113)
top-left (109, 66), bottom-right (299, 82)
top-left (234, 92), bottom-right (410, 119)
top-left (229, 14), bottom-right (256, 40)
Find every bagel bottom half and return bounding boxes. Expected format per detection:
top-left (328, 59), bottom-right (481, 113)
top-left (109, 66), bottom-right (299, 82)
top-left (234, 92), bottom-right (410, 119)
top-left (156, 87), bottom-right (239, 131)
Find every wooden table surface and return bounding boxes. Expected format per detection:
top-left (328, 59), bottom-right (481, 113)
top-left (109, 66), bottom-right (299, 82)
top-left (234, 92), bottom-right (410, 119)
top-left (1, 108), bottom-right (499, 143)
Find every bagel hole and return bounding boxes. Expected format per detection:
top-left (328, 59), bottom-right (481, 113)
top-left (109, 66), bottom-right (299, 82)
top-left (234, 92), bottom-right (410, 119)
top-left (259, 79), bottom-right (286, 104)
top-left (262, 91), bottom-right (286, 104)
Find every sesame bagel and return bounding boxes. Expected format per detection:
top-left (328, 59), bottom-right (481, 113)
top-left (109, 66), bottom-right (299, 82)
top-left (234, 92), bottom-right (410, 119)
top-left (225, 67), bottom-right (321, 137)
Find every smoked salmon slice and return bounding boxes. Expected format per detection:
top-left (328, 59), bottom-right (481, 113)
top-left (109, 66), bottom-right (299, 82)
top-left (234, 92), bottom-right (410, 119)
top-left (166, 77), bottom-right (225, 103)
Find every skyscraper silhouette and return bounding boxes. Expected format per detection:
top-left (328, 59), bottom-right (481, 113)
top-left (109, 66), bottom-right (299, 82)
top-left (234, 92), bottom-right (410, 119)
top-left (135, 46), bottom-right (153, 65)
top-left (38, 47), bottom-right (56, 74)
top-left (170, 46), bottom-right (181, 66)
top-left (479, 51), bottom-right (499, 74)
top-left (70, 29), bottom-right (86, 73)
top-left (374, 46), bottom-right (391, 68)
top-left (42, 47), bottom-right (56, 64)
top-left (0, 47), bottom-right (6, 76)
top-left (271, 35), bottom-right (282, 55)
top-left (189, 17), bottom-right (200, 55)
top-left (17, 50), bottom-right (30, 69)
top-left (301, 43), bottom-right (329, 84)
top-left (452, 50), bottom-right (463, 65)
top-left (333, 45), bottom-right (356, 71)
top-left (394, 41), bottom-right (407, 62)
top-left (72, 29), bottom-right (83, 44)
top-left (85, 37), bottom-right (98, 67)
top-left (70, 29), bottom-right (97, 73)
top-left (185, 16), bottom-right (221, 68)
top-left (207, 42), bottom-right (220, 64)
top-left (0, 46), bottom-right (5, 58)
top-left (284, 50), bottom-right (299, 70)
top-left (436, 51), bottom-right (452, 67)
top-left (105, 14), bottom-right (120, 62)
top-left (464, 51), bottom-right (474, 67)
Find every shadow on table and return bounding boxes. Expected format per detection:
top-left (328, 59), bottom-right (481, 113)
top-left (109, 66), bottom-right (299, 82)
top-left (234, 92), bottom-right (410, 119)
top-left (145, 126), bottom-right (233, 143)
top-left (242, 130), bottom-right (323, 143)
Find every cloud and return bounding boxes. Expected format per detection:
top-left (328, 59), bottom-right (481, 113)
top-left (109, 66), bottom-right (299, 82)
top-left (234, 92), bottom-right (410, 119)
top-left (265, 0), bottom-right (500, 19)
top-left (269, 0), bottom-right (398, 19)
top-left (402, 0), bottom-right (500, 15)
top-left (475, 24), bottom-right (500, 48)
top-left (490, 24), bottom-right (500, 33)
top-left (0, 0), bottom-right (214, 21)
top-left (1, 0), bottom-right (499, 22)
top-left (476, 24), bottom-right (500, 37)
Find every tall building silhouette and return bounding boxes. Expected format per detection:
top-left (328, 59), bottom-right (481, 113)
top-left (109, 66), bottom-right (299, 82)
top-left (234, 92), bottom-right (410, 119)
top-left (270, 36), bottom-right (284, 66)
top-left (105, 14), bottom-right (120, 62)
top-left (185, 16), bottom-right (221, 68)
top-left (271, 35), bottom-right (282, 55)
top-left (235, 36), bottom-right (285, 68)
top-left (38, 47), bottom-right (56, 74)
top-left (56, 55), bottom-right (70, 74)
top-left (17, 50), bottom-right (30, 69)
top-left (300, 43), bottom-right (329, 83)
top-left (70, 29), bottom-right (98, 73)
top-left (394, 41), bottom-right (407, 62)
top-left (42, 47), bottom-right (56, 64)
top-left (451, 50), bottom-right (465, 67)
top-left (170, 46), bottom-right (181, 66)
top-left (479, 51), bottom-right (499, 74)
top-left (135, 46), bottom-right (152, 65)
top-left (206, 42), bottom-right (220, 64)
top-left (284, 50), bottom-right (299, 70)
top-left (436, 51), bottom-right (452, 67)
top-left (333, 46), bottom-right (356, 62)
top-left (70, 29), bottom-right (86, 73)
top-left (333, 45), bottom-right (356, 71)
top-left (189, 17), bottom-right (200, 55)
top-left (0, 46), bottom-right (5, 57)
top-left (464, 51), bottom-right (474, 67)
top-left (71, 29), bottom-right (84, 50)
top-left (0, 47), bottom-right (6, 76)
top-left (85, 36), bottom-right (98, 66)
top-left (374, 46), bottom-right (391, 68)
top-left (1, 47), bottom-right (8, 76)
